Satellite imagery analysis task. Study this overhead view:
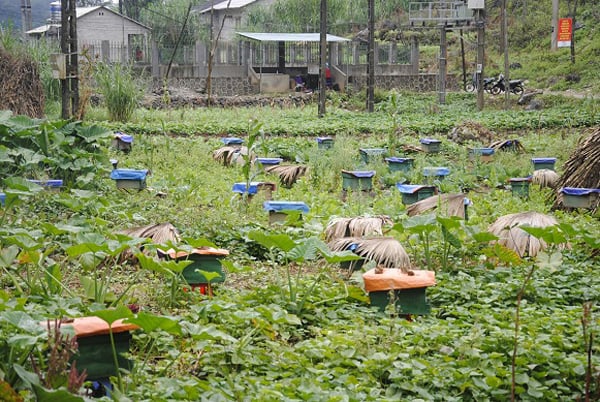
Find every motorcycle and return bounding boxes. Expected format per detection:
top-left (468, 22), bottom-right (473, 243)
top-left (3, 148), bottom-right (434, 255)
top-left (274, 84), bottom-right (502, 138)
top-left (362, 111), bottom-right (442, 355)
top-left (491, 74), bottom-right (524, 95)
top-left (465, 73), bottom-right (497, 94)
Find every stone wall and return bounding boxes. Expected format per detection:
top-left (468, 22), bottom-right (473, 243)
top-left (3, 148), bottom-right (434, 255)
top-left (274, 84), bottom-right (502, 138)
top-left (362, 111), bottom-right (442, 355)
top-left (153, 77), bottom-right (259, 96)
top-left (349, 74), bottom-right (440, 92)
top-left (154, 74), bottom-right (459, 96)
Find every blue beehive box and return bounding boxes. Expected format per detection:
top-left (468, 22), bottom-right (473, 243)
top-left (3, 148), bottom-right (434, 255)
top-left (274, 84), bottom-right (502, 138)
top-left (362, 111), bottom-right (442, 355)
top-left (396, 184), bottom-right (438, 205)
top-left (385, 157), bottom-right (414, 173)
top-left (532, 157), bottom-right (556, 171)
top-left (423, 167), bottom-right (450, 182)
top-left (263, 201), bottom-right (310, 224)
top-left (221, 137), bottom-right (244, 145)
top-left (468, 147), bottom-right (495, 162)
top-left (112, 132), bottom-right (133, 152)
top-left (256, 157), bottom-right (283, 166)
top-left (561, 187), bottom-right (600, 209)
top-left (232, 181), bottom-right (276, 199)
top-left (359, 148), bottom-right (387, 163)
top-left (419, 138), bottom-right (441, 153)
top-left (27, 179), bottom-right (63, 191)
top-left (110, 169), bottom-right (148, 190)
top-left (341, 170), bottom-right (376, 191)
top-left (317, 137), bottom-right (334, 149)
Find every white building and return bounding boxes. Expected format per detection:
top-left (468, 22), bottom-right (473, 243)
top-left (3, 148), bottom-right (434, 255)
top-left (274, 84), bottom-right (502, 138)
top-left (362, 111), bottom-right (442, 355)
top-left (27, 6), bottom-right (151, 63)
top-left (195, 0), bottom-right (276, 40)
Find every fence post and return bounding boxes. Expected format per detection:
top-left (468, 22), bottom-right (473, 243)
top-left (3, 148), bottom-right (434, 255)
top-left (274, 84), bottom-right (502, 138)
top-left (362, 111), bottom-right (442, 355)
top-left (410, 36), bottom-right (419, 74)
top-left (152, 40), bottom-right (159, 78)
top-left (101, 40), bottom-right (110, 63)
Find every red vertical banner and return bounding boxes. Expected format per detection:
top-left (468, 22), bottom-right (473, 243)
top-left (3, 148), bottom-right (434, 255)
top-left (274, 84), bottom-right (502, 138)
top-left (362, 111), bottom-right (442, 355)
top-left (557, 18), bottom-right (572, 48)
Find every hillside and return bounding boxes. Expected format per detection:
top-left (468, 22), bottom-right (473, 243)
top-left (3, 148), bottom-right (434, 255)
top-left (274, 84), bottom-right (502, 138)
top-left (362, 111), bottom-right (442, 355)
top-left (0, 0), bottom-right (52, 30)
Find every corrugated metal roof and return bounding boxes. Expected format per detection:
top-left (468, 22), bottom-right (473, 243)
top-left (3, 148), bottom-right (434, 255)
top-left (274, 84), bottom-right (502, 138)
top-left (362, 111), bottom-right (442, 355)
top-left (197, 0), bottom-right (261, 13)
top-left (236, 32), bottom-right (351, 42)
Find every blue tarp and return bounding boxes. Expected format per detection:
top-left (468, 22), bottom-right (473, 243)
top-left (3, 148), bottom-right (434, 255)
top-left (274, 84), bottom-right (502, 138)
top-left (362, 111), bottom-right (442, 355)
top-left (317, 137), bottom-right (333, 143)
top-left (263, 201), bottom-right (310, 213)
top-left (110, 169), bottom-right (148, 181)
top-left (256, 157), bottom-right (283, 165)
top-left (385, 157), bottom-right (414, 164)
top-left (0, 192), bottom-right (5, 206)
top-left (469, 148), bottom-right (495, 156)
top-left (232, 182), bottom-right (263, 194)
top-left (342, 170), bottom-right (376, 178)
top-left (423, 167), bottom-right (450, 176)
top-left (115, 133), bottom-right (133, 143)
top-left (396, 184), bottom-right (434, 194)
top-left (420, 138), bottom-right (441, 145)
top-left (28, 179), bottom-right (63, 187)
top-left (221, 137), bottom-right (244, 145)
top-left (531, 158), bottom-right (556, 164)
top-left (561, 187), bottom-right (600, 196)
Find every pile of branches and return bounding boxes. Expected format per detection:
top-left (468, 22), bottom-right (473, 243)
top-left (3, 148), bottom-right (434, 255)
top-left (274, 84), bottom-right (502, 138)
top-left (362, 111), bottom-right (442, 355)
top-left (553, 127), bottom-right (600, 210)
top-left (0, 47), bottom-right (44, 118)
top-left (448, 121), bottom-right (494, 145)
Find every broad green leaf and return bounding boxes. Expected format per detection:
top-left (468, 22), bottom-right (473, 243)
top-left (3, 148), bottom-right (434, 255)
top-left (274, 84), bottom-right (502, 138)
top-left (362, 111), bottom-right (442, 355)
top-left (196, 269), bottom-right (221, 283)
top-left (0, 246), bottom-right (19, 267)
top-left (183, 237), bottom-right (218, 249)
top-left (33, 384), bottom-right (86, 402)
top-left (125, 312), bottom-right (182, 335)
top-left (137, 253), bottom-right (192, 275)
top-left (220, 259), bottom-right (252, 273)
top-left (1, 311), bottom-right (45, 334)
top-left (520, 225), bottom-right (567, 246)
top-left (93, 304), bottom-right (134, 326)
top-left (248, 230), bottom-right (297, 253)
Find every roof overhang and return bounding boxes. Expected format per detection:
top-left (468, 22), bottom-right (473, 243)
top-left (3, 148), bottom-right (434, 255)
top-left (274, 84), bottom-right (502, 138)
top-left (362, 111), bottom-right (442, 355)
top-left (236, 32), bottom-right (351, 43)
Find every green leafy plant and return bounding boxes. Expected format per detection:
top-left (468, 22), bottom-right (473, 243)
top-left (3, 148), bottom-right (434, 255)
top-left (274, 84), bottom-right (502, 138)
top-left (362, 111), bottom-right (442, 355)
top-left (94, 63), bottom-right (144, 122)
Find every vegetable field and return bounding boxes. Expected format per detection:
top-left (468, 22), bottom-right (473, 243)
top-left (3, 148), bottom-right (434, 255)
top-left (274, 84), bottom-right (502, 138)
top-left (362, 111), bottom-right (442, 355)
top-left (0, 93), bottom-right (599, 401)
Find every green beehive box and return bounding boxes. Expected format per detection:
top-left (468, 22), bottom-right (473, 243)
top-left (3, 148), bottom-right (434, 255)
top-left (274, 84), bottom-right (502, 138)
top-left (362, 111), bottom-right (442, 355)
top-left (385, 157), bottom-right (414, 173)
top-left (561, 188), bottom-right (600, 209)
top-left (359, 148), bottom-right (387, 164)
top-left (396, 184), bottom-right (437, 205)
top-left (317, 137), bottom-right (334, 149)
top-left (341, 170), bottom-right (375, 191)
top-left (531, 158), bottom-right (556, 171)
top-left (63, 317), bottom-right (138, 379)
top-left (419, 138), bottom-right (441, 153)
top-left (363, 269), bottom-right (436, 315)
top-left (166, 248), bottom-right (229, 285)
top-left (368, 288), bottom-right (431, 315)
top-left (510, 178), bottom-right (531, 198)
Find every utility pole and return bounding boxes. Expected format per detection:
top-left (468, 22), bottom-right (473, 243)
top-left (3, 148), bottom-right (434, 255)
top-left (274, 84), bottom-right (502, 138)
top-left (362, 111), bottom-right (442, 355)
top-left (318, 0), bottom-right (327, 117)
top-left (551, 0), bottom-right (559, 50)
top-left (475, 4), bottom-right (485, 111)
top-left (20, 0), bottom-right (32, 35)
top-left (366, 0), bottom-right (375, 113)
top-left (61, 0), bottom-right (79, 119)
top-left (438, 25), bottom-right (447, 104)
top-left (502, 0), bottom-right (510, 108)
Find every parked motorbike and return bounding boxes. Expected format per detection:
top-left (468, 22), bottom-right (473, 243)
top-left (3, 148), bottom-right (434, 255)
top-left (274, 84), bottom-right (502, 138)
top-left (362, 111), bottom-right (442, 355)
top-left (491, 74), bottom-right (524, 95)
top-left (465, 73), bottom-right (497, 93)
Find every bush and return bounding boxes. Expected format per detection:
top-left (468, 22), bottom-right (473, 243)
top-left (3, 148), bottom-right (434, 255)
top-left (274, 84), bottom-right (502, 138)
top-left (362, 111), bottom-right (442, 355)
top-left (94, 62), bottom-right (144, 122)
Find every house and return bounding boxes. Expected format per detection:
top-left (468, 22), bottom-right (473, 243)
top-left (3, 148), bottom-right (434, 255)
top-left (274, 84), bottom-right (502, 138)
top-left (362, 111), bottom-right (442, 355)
top-left (194, 0), bottom-right (276, 40)
top-left (27, 6), bottom-right (151, 63)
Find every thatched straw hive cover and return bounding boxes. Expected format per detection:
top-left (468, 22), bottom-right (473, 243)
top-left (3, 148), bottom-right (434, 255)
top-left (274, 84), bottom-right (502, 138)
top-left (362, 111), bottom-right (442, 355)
top-left (488, 212), bottom-right (566, 257)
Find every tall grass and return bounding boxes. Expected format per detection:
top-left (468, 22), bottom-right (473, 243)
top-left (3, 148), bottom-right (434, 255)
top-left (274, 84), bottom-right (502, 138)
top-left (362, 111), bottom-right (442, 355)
top-left (95, 62), bottom-right (144, 122)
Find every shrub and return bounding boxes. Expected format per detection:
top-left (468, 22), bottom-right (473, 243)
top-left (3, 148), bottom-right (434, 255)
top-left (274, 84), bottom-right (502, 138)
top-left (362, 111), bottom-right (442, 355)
top-left (94, 62), bottom-right (144, 122)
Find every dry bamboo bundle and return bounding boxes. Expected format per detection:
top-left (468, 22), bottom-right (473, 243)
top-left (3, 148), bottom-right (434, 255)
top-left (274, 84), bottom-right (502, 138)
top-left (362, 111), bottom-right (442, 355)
top-left (406, 193), bottom-right (468, 218)
top-left (265, 165), bottom-right (308, 187)
top-left (531, 169), bottom-right (559, 189)
top-left (212, 146), bottom-right (249, 166)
